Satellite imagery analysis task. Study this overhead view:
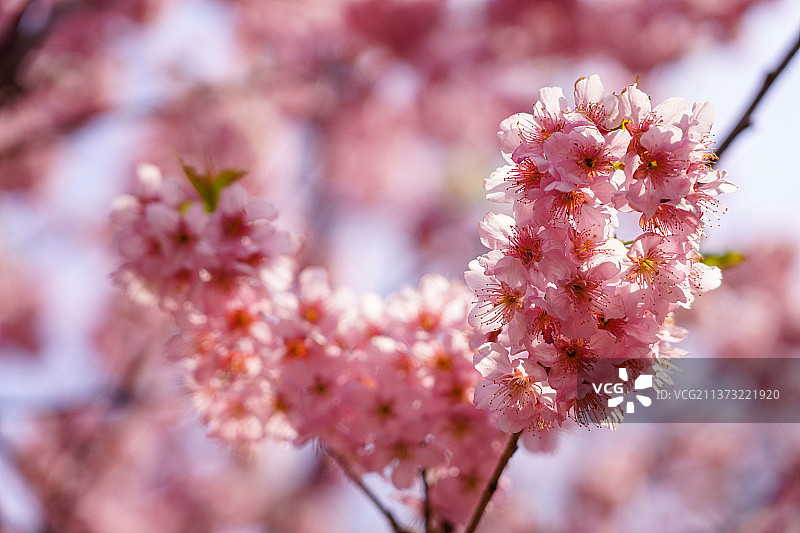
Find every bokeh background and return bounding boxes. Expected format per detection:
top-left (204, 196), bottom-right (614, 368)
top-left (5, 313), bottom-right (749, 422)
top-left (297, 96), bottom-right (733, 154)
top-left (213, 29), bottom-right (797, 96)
top-left (2, 0), bottom-right (800, 531)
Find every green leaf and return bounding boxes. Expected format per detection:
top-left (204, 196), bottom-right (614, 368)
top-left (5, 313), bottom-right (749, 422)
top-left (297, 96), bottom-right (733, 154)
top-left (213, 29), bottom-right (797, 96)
top-left (699, 251), bottom-right (746, 269)
top-left (180, 160), bottom-right (246, 212)
top-left (214, 169), bottom-right (246, 190)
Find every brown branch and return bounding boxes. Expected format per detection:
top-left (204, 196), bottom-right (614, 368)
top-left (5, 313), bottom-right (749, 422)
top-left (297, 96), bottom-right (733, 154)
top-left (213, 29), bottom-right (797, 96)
top-left (464, 431), bottom-right (522, 533)
top-left (0, 0), bottom-right (34, 96)
top-left (715, 27), bottom-right (800, 160)
top-left (421, 469), bottom-right (432, 533)
top-left (0, 0), bottom-right (80, 104)
top-left (324, 447), bottom-right (413, 533)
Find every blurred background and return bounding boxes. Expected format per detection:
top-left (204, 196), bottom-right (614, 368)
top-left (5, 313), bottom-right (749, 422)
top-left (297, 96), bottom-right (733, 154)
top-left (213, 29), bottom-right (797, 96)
top-left (2, 0), bottom-right (800, 531)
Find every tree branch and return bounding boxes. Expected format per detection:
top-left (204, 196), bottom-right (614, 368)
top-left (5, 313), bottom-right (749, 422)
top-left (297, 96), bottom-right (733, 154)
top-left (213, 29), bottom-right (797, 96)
top-left (464, 431), bottom-right (522, 533)
top-left (324, 447), bottom-right (413, 533)
top-left (421, 469), bottom-right (432, 533)
top-left (0, 0), bottom-right (80, 104)
top-left (715, 27), bottom-right (800, 160)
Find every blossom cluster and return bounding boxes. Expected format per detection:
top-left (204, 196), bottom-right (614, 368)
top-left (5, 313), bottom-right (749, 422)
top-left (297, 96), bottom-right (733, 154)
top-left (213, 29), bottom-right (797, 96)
top-left (111, 165), bottom-right (508, 526)
top-left (468, 75), bottom-right (736, 431)
top-left (109, 75), bottom-right (738, 530)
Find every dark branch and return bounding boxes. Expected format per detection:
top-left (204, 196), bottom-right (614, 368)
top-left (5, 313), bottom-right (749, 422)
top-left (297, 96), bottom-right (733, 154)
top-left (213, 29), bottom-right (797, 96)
top-left (0, 0), bottom-right (79, 104)
top-left (715, 27), bottom-right (800, 160)
top-left (421, 469), bottom-right (432, 533)
top-left (464, 431), bottom-right (522, 533)
top-left (324, 447), bottom-right (413, 533)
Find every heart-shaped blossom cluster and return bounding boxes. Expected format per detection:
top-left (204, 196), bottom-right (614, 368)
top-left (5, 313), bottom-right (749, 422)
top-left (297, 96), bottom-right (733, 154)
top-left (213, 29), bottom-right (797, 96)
top-left (467, 75), bottom-right (736, 431)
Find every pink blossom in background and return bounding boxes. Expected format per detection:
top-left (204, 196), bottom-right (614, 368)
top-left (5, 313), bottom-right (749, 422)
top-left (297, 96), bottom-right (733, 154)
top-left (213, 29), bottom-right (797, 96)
top-left (0, 251), bottom-right (42, 355)
top-left (2, 0), bottom-right (800, 531)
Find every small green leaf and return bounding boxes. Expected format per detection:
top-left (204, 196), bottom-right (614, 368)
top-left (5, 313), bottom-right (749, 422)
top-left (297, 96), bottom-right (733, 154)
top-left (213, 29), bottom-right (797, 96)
top-left (180, 159), bottom-right (247, 212)
top-left (213, 169), bottom-right (246, 191)
top-left (181, 162), bottom-right (214, 212)
top-left (699, 251), bottom-right (746, 269)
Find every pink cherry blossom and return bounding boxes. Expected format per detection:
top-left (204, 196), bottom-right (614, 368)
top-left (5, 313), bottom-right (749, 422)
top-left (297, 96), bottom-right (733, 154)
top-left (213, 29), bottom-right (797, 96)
top-left (473, 343), bottom-right (554, 433)
top-left (468, 75), bottom-right (733, 433)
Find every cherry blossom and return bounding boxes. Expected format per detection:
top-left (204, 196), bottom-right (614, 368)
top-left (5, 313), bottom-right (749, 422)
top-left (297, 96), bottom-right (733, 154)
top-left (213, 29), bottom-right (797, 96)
top-left (468, 75), bottom-right (734, 432)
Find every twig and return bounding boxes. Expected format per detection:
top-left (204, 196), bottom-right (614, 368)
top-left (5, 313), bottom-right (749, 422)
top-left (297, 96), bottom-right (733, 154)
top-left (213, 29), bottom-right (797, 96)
top-left (324, 447), bottom-right (412, 533)
top-left (0, 0), bottom-right (34, 97)
top-left (421, 469), bottom-right (432, 533)
top-left (0, 0), bottom-right (80, 104)
top-left (715, 27), bottom-right (800, 160)
top-left (464, 431), bottom-right (522, 533)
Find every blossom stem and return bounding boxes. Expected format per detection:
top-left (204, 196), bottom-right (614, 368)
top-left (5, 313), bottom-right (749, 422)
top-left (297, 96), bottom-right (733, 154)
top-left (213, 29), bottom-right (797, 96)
top-left (464, 431), bottom-right (522, 533)
top-left (715, 26), bottom-right (800, 160)
top-left (324, 447), bottom-right (412, 533)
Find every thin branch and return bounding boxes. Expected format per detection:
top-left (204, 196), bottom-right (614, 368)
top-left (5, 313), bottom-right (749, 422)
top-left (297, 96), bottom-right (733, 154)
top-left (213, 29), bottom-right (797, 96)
top-left (324, 447), bottom-right (412, 533)
top-left (715, 27), bottom-right (800, 160)
top-left (464, 431), bottom-right (522, 533)
top-left (421, 469), bottom-right (432, 533)
top-left (0, 0), bottom-right (80, 104)
top-left (0, 0), bottom-right (34, 96)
